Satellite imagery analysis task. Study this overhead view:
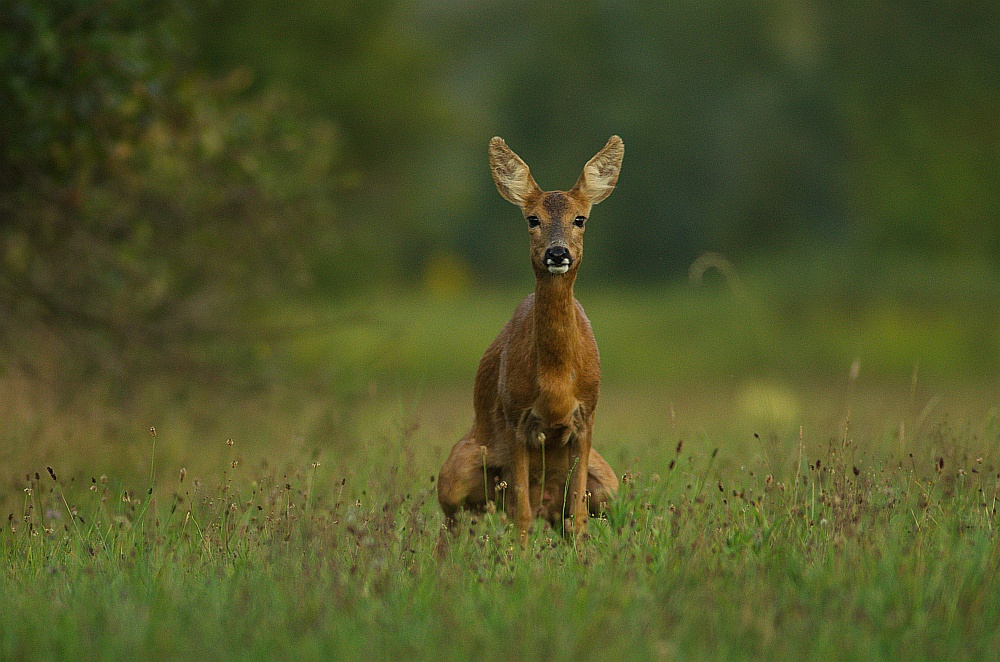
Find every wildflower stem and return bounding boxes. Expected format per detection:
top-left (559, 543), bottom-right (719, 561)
top-left (692, 448), bottom-right (720, 505)
top-left (562, 454), bottom-right (579, 538)
top-left (792, 426), bottom-right (804, 516)
top-left (149, 428), bottom-right (157, 494)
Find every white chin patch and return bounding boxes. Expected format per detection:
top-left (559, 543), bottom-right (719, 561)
top-left (547, 265), bottom-right (570, 275)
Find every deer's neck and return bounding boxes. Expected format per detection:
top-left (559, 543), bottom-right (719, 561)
top-left (533, 273), bottom-right (579, 391)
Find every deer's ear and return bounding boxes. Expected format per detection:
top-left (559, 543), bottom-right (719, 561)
top-left (489, 137), bottom-right (542, 207)
top-left (573, 135), bottom-right (624, 205)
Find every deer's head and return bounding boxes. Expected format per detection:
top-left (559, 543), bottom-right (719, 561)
top-left (489, 136), bottom-right (624, 278)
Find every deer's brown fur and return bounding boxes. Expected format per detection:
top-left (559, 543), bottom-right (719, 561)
top-left (438, 136), bottom-right (624, 542)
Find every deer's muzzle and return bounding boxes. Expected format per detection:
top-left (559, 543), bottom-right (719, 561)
top-left (544, 246), bottom-right (572, 274)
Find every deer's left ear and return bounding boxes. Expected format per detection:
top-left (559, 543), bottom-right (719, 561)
top-left (572, 135), bottom-right (624, 205)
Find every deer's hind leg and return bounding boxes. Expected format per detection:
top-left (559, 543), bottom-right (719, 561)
top-left (438, 432), bottom-right (498, 527)
top-left (586, 447), bottom-right (620, 517)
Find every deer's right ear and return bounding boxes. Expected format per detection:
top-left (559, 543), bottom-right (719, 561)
top-left (489, 137), bottom-right (542, 207)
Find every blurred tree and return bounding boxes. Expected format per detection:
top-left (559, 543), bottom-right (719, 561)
top-left (827, 0), bottom-right (1000, 260)
top-left (189, 0), bottom-right (455, 286)
top-left (413, 0), bottom-right (1000, 282)
top-left (160, 0), bottom-right (1000, 289)
top-left (1, 0), bottom-right (181, 187)
top-left (416, 0), bottom-right (850, 282)
top-left (5, 0), bottom-right (1000, 391)
top-left (1, 0), bottom-right (349, 388)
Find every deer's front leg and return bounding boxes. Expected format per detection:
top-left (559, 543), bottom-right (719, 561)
top-left (566, 426), bottom-right (592, 537)
top-left (511, 433), bottom-right (532, 546)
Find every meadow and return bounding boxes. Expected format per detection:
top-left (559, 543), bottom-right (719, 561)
top-left (3, 272), bottom-right (1000, 660)
top-left (7, 2), bottom-right (1000, 658)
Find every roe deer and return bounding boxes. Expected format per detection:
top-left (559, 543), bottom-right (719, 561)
top-left (438, 135), bottom-right (624, 543)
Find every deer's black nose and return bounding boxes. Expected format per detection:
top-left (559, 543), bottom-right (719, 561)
top-left (544, 246), bottom-right (571, 266)
top-left (543, 246), bottom-right (572, 274)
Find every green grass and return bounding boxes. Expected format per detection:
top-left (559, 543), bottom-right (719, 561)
top-left (3, 280), bottom-right (1000, 660)
top-left (4, 380), bottom-right (1000, 660)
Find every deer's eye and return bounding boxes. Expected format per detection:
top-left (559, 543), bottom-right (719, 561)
top-left (573, 216), bottom-right (586, 228)
top-left (527, 215), bottom-right (540, 228)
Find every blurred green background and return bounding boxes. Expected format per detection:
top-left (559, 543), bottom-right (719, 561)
top-left (3, 0), bottom-right (1000, 470)
top-left (6, 8), bottom-right (1000, 654)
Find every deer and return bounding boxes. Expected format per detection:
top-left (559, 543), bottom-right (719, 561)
top-left (437, 135), bottom-right (624, 544)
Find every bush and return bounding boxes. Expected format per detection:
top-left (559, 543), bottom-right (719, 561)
top-left (1, 1), bottom-right (349, 388)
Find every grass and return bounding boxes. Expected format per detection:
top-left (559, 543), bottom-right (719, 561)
top-left (4, 380), bottom-right (1000, 660)
top-left (0, 404), bottom-right (1000, 659)
top-left (3, 277), bottom-right (1000, 660)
